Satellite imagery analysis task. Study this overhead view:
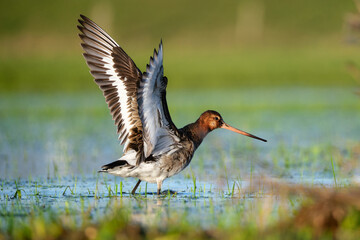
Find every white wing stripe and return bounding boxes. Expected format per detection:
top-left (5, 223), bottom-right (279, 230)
top-left (113, 76), bottom-right (132, 146)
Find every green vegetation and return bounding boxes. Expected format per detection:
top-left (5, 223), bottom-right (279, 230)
top-left (0, 46), bottom-right (359, 92)
top-left (0, 0), bottom-right (359, 92)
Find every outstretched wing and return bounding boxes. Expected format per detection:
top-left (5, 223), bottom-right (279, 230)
top-left (78, 15), bottom-right (144, 164)
top-left (137, 42), bottom-right (179, 158)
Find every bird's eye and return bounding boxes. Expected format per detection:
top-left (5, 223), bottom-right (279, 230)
top-left (214, 116), bottom-right (220, 121)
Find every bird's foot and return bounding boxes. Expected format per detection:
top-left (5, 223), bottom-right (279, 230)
top-left (129, 190), bottom-right (177, 196)
top-left (160, 189), bottom-right (177, 195)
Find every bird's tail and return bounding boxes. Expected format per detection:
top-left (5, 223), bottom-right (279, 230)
top-left (98, 160), bottom-right (129, 173)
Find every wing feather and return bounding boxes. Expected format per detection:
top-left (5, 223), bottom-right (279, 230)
top-left (78, 15), bottom-right (144, 165)
top-left (137, 41), bottom-right (179, 158)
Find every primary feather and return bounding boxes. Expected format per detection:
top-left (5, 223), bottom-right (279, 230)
top-left (78, 15), bottom-right (178, 166)
top-left (78, 15), bottom-right (144, 165)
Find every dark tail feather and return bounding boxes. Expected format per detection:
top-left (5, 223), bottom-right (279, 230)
top-left (99, 160), bottom-right (128, 172)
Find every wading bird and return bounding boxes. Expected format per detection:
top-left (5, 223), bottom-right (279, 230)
top-left (78, 15), bottom-right (267, 195)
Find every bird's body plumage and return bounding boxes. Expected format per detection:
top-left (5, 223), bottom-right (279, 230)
top-left (78, 15), bottom-right (266, 194)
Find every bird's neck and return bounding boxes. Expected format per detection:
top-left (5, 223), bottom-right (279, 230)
top-left (181, 120), bottom-right (210, 149)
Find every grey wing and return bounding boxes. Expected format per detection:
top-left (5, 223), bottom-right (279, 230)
top-left (137, 41), bottom-right (180, 159)
top-left (78, 15), bottom-right (144, 165)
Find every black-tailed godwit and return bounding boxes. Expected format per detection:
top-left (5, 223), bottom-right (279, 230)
top-left (78, 15), bottom-right (267, 195)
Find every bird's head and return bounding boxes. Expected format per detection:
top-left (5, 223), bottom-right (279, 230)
top-left (198, 110), bottom-right (267, 142)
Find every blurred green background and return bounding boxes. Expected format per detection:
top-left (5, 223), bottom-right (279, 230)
top-left (0, 0), bottom-right (359, 92)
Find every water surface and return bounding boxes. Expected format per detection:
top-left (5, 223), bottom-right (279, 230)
top-left (0, 88), bottom-right (359, 228)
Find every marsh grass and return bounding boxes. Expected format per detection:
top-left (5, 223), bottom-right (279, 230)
top-left (265, 181), bottom-right (360, 239)
top-left (2, 177), bottom-right (360, 240)
top-left (331, 156), bottom-right (338, 188)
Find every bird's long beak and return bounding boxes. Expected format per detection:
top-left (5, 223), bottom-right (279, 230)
top-left (221, 123), bottom-right (267, 142)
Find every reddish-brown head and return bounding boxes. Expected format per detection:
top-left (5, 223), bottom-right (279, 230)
top-left (198, 110), bottom-right (267, 142)
top-left (198, 110), bottom-right (224, 131)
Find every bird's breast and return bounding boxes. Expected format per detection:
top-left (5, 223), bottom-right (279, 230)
top-left (158, 140), bottom-right (195, 177)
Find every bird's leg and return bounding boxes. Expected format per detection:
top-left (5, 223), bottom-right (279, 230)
top-left (131, 179), bottom-right (141, 194)
top-left (157, 180), bottom-right (162, 195)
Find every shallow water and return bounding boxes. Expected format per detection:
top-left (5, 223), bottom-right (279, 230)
top-left (0, 87), bottom-right (359, 228)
